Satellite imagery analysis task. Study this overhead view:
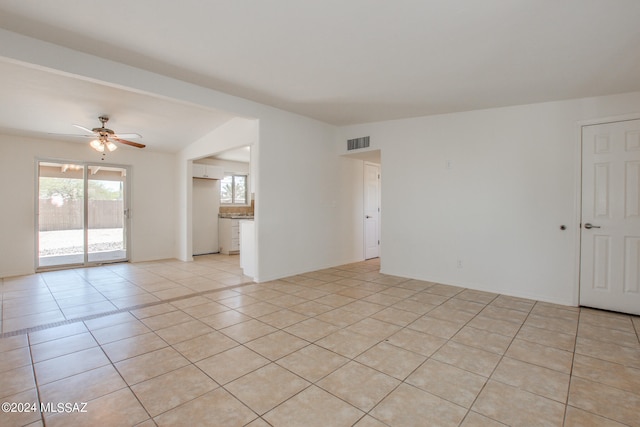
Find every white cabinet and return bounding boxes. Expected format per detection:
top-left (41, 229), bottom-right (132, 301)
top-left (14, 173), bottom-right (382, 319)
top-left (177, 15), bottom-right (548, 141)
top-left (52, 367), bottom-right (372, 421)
top-left (219, 218), bottom-right (240, 254)
top-left (193, 163), bottom-right (224, 180)
top-left (240, 220), bottom-right (255, 279)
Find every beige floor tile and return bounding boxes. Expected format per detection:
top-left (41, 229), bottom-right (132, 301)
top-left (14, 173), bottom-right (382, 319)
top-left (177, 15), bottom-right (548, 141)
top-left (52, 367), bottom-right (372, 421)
top-left (236, 301), bottom-right (282, 317)
top-left (276, 344), bottom-right (349, 382)
top-left (0, 365), bottom-right (36, 399)
top-left (479, 305), bottom-right (528, 323)
top-left (199, 309), bottom-right (251, 329)
top-left (0, 346), bottom-right (32, 373)
top-left (407, 358), bottom-right (487, 408)
top-left (353, 415), bottom-right (389, 427)
top-left (530, 303), bottom-right (580, 321)
top-left (355, 342), bottom-right (426, 380)
top-left (154, 387), bottom-right (256, 426)
top-left (219, 318), bottom-right (277, 343)
top-left (172, 330), bottom-right (238, 362)
top-left (140, 311), bottom-right (195, 331)
top-left (34, 347), bottom-right (110, 385)
top-left (345, 318), bottom-right (401, 341)
top-left (490, 295), bottom-right (535, 312)
top-left (467, 315), bottom-right (521, 337)
top-left (169, 295), bottom-right (211, 309)
top-left (371, 383), bottom-right (467, 427)
top-left (390, 299), bottom-right (436, 316)
top-left (130, 303), bottom-right (177, 319)
top-left (131, 365), bottom-right (218, 416)
top-left (3, 310), bottom-right (65, 332)
top-left (455, 289), bottom-right (498, 305)
top-left (472, 380), bottom-right (565, 426)
top-left (407, 316), bottom-right (462, 339)
top-left (115, 346), bottom-right (190, 385)
top-left (154, 319), bottom-right (213, 345)
top-left (44, 388), bottom-right (149, 427)
top-left (257, 309), bottom-right (308, 328)
top-left (441, 298), bottom-right (487, 314)
top-left (580, 309), bottom-right (635, 332)
top-left (196, 345), bottom-right (269, 385)
top-left (90, 320), bottom-right (151, 345)
top-left (371, 307), bottom-right (422, 326)
top-left (427, 306), bottom-right (475, 325)
top-left (289, 300), bottom-right (334, 316)
top-left (38, 364), bottom-right (126, 405)
top-left (409, 291), bottom-right (449, 306)
top-left (568, 376), bottom-right (640, 426)
top-left (564, 406), bottom-right (628, 427)
top-left (460, 411), bottom-right (508, 426)
top-left (316, 329), bottom-right (380, 359)
top-left (515, 324), bottom-right (576, 351)
top-left (385, 328), bottom-right (447, 357)
top-left (452, 326), bottom-right (513, 354)
top-left (425, 283), bottom-right (464, 297)
top-left (0, 334), bottom-right (29, 352)
top-left (491, 357), bottom-right (570, 402)
top-left (83, 311), bottom-right (138, 330)
top-left (226, 363), bottom-right (310, 414)
top-left (263, 385), bottom-right (363, 427)
top-left (0, 388), bottom-right (41, 427)
top-left (245, 331), bottom-right (308, 360)
top-left (572, 353), bottom-right (640, 393)
top-left (432, 341), bottom-right (502, 377)
top-left (267, 294), bottom-right (308, 308)
top-left (245, 417), bottom-right (272, 427)
top-left (505, 338), bottom-right (573, 373)
top-left (101, 331), bottom-right (168, 362)
top-left (362, 293), bottom-right (402, 306)
top-left (575, 336), bottom-right (640, 369)
top-left (318, 361), bottom-right (400, 411)
top-left (315, 308), bottom-right (367, 327)
top-left (525, 313), bottom-right (578, 335)
top-left (314, 294), bottom-right (356, 308)
top-left (284, 318), bottom-right (340, 342)
top-left (341, 300), bottom-right (386, 316)
top-left (28, 322), bottom-right (88, 345)
top-left (179, 301), bottom-right (229, 318)
top-left (578, 322), bottom-right (640, 349)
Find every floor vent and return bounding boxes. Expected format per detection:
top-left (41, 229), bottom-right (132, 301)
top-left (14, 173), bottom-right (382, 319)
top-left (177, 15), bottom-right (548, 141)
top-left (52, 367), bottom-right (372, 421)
top-left (347, 136), bottom-right (370, 151)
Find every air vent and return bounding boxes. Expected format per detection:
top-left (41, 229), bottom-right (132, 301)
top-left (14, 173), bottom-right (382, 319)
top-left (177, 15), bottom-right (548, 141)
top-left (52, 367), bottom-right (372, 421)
top-left (347, 136), bottom-right (370, 151)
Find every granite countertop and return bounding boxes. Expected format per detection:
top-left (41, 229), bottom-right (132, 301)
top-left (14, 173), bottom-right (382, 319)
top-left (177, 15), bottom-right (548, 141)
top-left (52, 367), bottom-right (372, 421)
top-left (218, 214), bottom-right (254, 219)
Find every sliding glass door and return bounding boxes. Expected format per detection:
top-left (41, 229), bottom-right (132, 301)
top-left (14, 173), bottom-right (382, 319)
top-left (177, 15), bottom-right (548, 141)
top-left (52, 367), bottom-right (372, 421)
top-left (37, 161), bottom-right (129, 269)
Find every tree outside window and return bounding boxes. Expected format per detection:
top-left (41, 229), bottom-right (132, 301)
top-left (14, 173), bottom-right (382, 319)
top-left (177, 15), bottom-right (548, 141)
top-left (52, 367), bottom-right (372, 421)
top-left (221, 175), bottom-right (247, 204)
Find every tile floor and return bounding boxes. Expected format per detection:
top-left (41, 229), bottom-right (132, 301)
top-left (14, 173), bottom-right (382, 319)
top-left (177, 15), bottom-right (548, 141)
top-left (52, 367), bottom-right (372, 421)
top-left (0, 255), bottom-right (639, 426)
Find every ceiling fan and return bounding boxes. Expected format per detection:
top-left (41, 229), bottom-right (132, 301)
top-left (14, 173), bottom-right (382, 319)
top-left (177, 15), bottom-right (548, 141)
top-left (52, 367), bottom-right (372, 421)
top-left (60, 115), bottom-right (146, 153)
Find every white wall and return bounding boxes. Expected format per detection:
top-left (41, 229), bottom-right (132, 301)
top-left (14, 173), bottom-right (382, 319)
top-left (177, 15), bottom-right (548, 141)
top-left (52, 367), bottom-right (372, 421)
top-left (338, 91), bottom-right (640, 306)
top-left (0, 134), bottom-right (176, 277)
top-left (255, 110), bottom-right (364, 281)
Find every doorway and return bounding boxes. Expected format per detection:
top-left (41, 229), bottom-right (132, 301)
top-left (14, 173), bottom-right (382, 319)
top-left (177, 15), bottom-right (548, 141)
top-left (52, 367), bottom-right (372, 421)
top-left (37, 160), bottom-right (130, 269)
top-left (364, 162), bottom-right (381, 259)
top-left (580, 118), bottom-right (640, 315)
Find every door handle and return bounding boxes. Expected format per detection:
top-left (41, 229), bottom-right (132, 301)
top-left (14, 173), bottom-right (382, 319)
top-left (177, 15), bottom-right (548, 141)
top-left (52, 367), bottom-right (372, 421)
top-left (366, 215), bottom-right (372, 219)
top-left (584, 223), bottom-right (601, 229)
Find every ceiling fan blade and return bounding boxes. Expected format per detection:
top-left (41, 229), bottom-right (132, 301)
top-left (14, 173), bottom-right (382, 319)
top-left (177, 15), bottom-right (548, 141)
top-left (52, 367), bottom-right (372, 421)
top-left (114, 138), bottom-right (146, 148)
top-left (48, 133), bottom-right (95, 138)
top-left (72, 124), bottom-right (96, 134)
top-left (114, 133), bottom-right (142, 139)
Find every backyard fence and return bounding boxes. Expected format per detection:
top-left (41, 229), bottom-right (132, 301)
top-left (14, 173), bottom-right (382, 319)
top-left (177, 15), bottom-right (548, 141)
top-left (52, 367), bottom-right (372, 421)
top-left (39, 199), bottom-right (124, 231)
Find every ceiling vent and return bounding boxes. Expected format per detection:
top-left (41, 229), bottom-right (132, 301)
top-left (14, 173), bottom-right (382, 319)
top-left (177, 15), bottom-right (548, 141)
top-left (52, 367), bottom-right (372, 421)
top-left (347, 136), bottom-right (370, 151)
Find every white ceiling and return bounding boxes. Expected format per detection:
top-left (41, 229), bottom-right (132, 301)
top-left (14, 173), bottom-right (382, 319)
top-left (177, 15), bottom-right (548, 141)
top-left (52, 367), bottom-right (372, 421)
top-left (0, 0), bottom-right (639, 146)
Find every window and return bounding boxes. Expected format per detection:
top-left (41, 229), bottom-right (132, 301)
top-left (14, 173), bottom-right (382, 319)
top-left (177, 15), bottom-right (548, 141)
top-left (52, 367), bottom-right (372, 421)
top-left (221, 174), bottom-right (247, 204)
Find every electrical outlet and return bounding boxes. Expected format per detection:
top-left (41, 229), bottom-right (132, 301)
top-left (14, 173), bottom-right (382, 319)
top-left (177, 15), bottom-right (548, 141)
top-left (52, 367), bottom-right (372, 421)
top-left (457, 259), bottom-right (463, 269)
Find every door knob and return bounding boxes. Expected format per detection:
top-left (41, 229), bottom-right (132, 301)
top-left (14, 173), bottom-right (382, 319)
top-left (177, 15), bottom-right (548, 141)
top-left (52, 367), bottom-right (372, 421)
top-left (365, 215), bottom-right (372, 219)
top-left (584, 223), bottom-right (601, 229)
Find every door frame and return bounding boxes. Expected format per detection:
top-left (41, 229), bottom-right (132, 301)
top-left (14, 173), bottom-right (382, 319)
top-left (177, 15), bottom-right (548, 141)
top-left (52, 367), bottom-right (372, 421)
top-left (34, 157), bottom-right (132, 271)
top-left (363, 161), bottom-right (381, 260)
top-left (574, 113), bottom-right (640, 307)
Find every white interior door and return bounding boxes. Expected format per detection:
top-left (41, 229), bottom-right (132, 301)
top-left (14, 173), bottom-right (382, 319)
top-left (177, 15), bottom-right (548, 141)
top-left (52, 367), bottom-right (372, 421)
top-left (580, 119), bottom-right (640, 315)
top-left (364, 163), bottom-right (380, 259)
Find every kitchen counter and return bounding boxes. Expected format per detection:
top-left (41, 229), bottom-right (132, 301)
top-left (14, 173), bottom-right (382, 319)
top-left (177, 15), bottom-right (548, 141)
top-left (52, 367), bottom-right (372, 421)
top-left (218, 214), bottom-right (254, 219)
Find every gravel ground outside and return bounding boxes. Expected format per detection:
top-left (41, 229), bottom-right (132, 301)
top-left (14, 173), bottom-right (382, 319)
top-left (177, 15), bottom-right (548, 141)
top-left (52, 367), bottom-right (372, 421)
top-left (39, 228), bottom-right (124, 256)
